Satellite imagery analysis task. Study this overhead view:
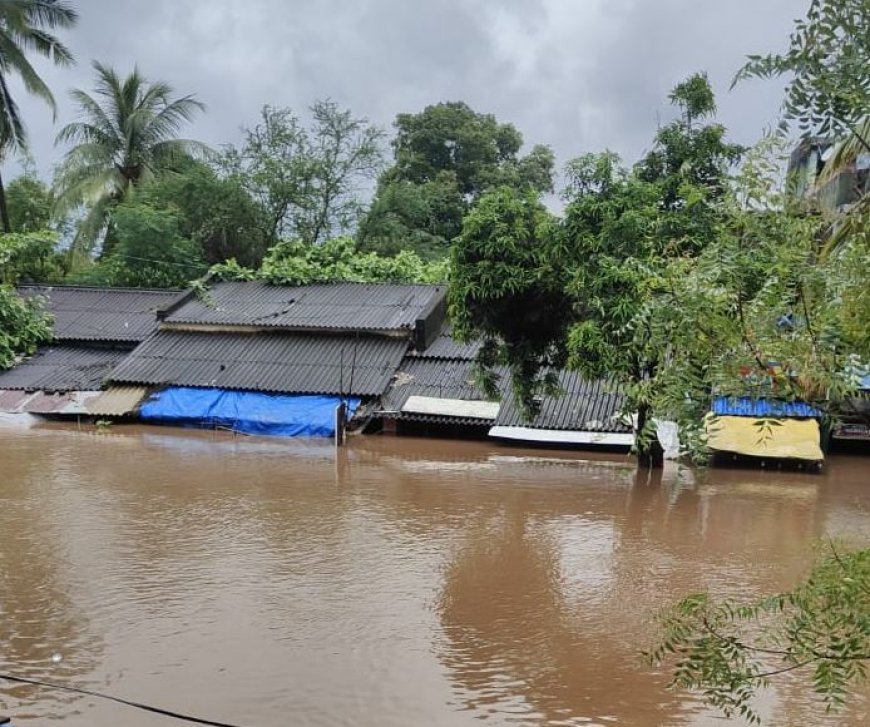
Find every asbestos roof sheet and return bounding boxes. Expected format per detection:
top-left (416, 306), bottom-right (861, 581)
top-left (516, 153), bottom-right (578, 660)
top-left (109, 330), bottom-right (407, 397)
top-left (164, 281), bottom-right (445, 333)
top-left (494, 371), bottom-right (631, 433)
top-left (18, 285), bottom-right (183, 342)
top-left (407, 327), bottom-right (481, 360)
top-left (0, 345), bottom-right (129, 392)
top-left (380, 358), bottom-right (493, 413)
top-left (0, 386), bottom-right (146, 415)
top-left (711, 396), bottom-right (820, 419)
top-left (86, 386), bottom-right (149, 416)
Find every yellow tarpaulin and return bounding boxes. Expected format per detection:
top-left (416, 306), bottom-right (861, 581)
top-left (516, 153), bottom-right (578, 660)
top-left (705, 415), bottom-right (823, 461)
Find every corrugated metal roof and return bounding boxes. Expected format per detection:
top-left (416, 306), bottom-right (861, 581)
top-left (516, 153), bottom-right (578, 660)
top-left (17, 285), bottom-right (183, 342)
top-left (494, 371), bottom-right (630, 433)
top-left (164, 281), bottom-right (445, 333)
top-left (0, 345), bottom-right (129, 392)
top-left (109, 330), bottom-right (407, 397)
top-left (380, 358), bottom-right (495, 416)
top-left (711, 396), bottom-right (820, 418)
top-left (407, 328), bottom-right (481, 360)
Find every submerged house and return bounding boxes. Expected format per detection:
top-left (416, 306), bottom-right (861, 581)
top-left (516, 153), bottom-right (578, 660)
top-left (107, 281), bottom-right (446, 437)
top-left (0, 286), bottom-right (183, 416)
top-left (377, 327), bottom-right (632, 447)
top-left (2, 281), bottom-right (635, 448)
top-left (705, 396), bottom-right (824, 464)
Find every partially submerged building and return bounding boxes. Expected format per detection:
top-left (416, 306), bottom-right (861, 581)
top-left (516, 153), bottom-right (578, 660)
top-left (377, 329), bottom-right (632, 447)
top-left (0, 286), bottom-right (183, 416)
top-left (1, 281), bottom-right (633, 448)
top-left (705, 396), bottom-right (824, 464)
top-left (108, 281), bottom-right (446, 437)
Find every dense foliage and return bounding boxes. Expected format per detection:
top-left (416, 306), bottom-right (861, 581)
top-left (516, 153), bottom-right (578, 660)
top-left (450, 73), bottom-right (743, 459)
top-left (210, 236), bottom-right (447, 287)
top-left (0, 285), bottom-right (52, 369)
top-left (359, 101), bottom-right (554, 257)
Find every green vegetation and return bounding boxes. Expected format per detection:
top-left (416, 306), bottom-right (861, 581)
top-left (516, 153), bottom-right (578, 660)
top-left (224, 101), bottom-right (385, 246)
top-left (0, 0), bottom-right (77, 231)
top-left (54, 61), bottom-right (207, 255)
top-left (645, 546), bottom-right (869, 725)
top-left (211, 236), bottom-right (447, 286)
top-left (359, 101), bottom-right (554, 258)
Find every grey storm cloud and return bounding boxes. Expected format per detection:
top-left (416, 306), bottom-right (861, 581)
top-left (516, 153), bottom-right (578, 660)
top-left (7, 0), bottom-right (805, 182)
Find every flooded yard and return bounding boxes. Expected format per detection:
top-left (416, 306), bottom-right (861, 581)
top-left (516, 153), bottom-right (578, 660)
top-left (0, 422), bottom-right (868, 726)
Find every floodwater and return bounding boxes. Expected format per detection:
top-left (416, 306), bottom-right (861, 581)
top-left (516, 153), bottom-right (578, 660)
top-left (0, 422), bottom-right (868, 727)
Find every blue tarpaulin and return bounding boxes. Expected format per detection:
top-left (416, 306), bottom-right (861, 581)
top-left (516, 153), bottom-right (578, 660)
top-left (140, 387), bottom-right (361, 437)
top-left (711, 396), bottom-right (820, 419)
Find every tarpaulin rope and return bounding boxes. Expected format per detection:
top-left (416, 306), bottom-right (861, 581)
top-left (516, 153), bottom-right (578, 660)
top-left (0, 673), bottom-right (248, 727)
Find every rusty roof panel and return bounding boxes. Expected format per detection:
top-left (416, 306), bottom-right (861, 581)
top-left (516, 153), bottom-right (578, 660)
top-left (85, 386), bottom-right (149, 416)
top-left (164, 281), bottom-right (445, 332)
top-left (110, 330), bottom-right (407, 397)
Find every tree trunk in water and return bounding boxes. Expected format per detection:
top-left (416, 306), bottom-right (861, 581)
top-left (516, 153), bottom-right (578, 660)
top-left (0, 168), bottom-right (11, 233)
top-left (636, 403), bottom-right (664, 469)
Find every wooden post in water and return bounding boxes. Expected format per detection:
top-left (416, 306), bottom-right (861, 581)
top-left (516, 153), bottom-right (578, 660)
top-left (335, 401), bottom-right (347, 447)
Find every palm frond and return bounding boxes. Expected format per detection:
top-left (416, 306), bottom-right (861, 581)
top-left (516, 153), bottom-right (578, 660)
top-left (0, 70), bottom-right (26, 151)
top-left (0, 32), bottom-right (55, 110)
top-left (19, 0), bottom-right (78, 29)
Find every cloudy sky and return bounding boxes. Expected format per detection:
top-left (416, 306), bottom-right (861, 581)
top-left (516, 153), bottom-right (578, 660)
top-left (9, 0), bottom-right (806, 182)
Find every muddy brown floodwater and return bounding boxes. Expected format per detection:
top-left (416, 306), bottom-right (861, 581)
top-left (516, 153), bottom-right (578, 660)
top-left (0, 421), bottom-right (868, 727)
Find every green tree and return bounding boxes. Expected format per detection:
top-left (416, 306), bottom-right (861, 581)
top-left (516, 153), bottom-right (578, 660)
top-left (140, 160), bottom-right (270, 267)
top-left (5, 171), bottom-right (56, 232)
top-left (646, 545), bottom-right (869, 725)
top-left (226, 100), bottom-right (385, 245)
top-left (71, 202), bottom-right (205, 288)
top-left (449, 186), bottom-right (567, 402)
top-left (0, 0), bottom-right (77, 232)
top-left (640, 136), bottom-right (869, 458)
top-left (53, 61), bottom-right (207, 255)
top-left (450, 75), bottom-right (740, 463)
top-left (359, 101), bottom-right (554, 257)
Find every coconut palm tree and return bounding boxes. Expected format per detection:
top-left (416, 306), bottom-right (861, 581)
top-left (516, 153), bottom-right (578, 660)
top-left (0, 0), bottom-right (77, 231)
top-left (54, 61), bottom-right (207, 255)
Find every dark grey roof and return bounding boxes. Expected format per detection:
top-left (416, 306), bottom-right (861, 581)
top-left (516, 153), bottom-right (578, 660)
top-left (495, 371), bottom-right (630, 432)
top-left (110, 330), bottom-right (407, 397)
top-left (378, 357), bottom-right (503, 426)
top-left (381, 358), bottom-right (487, 409)
top-left (407, 328), bottom-right (481, 360)
top-left (0, 345), bottom-right (129, 392)
top-left (164, 281), bottom-right (445, 333)
top-left (18, 285), bottom-right (183, 342)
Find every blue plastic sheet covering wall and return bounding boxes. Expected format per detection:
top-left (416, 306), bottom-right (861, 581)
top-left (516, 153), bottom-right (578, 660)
top-left (712, 396), bottom-right (819, 419)
top-left (140, 387), bottom-right (361, 437)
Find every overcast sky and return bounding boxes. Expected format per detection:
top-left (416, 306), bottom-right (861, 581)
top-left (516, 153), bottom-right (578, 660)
top-left (7, 0), bottom-right (806, 183)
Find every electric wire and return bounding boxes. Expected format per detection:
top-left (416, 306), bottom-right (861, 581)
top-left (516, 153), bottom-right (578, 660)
top-left (0, 673), bottom-right (249, 727)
